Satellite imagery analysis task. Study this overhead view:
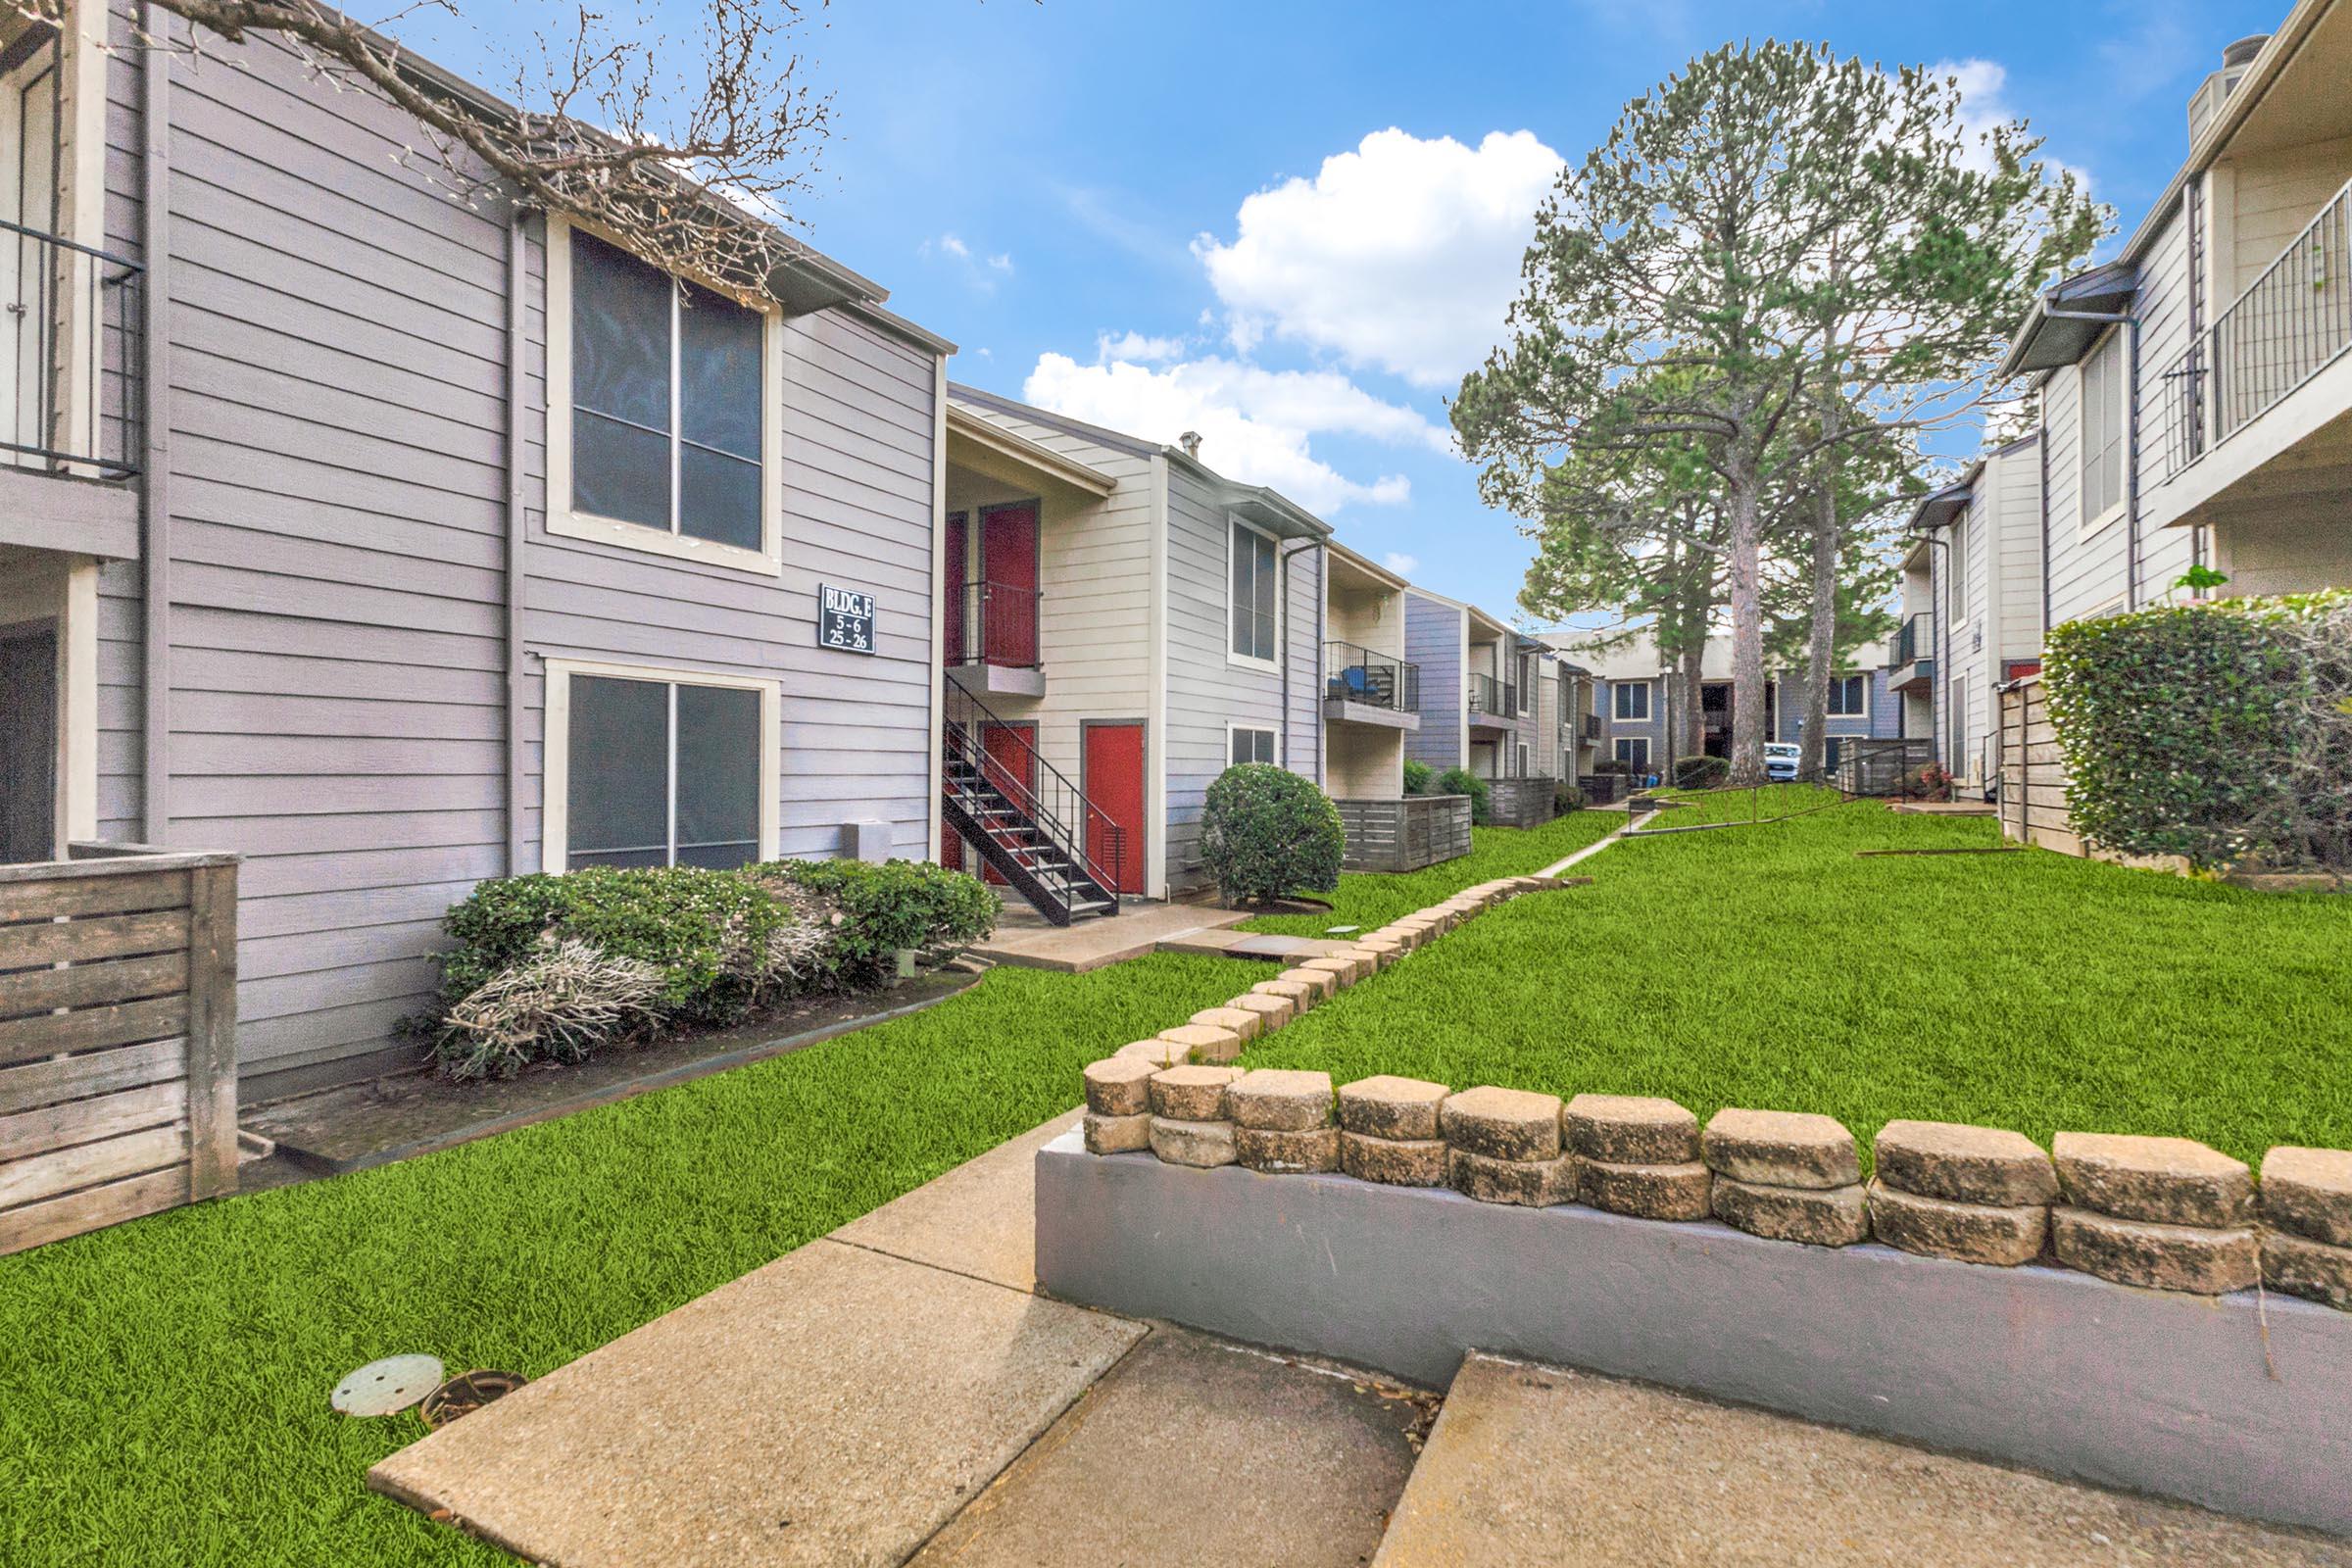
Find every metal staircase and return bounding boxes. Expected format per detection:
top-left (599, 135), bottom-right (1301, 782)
top-left (942, 688), bottom-right (1125, 925)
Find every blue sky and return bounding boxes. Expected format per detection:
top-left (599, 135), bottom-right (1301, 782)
top-left (402, 0), bottom-right (2280, 620)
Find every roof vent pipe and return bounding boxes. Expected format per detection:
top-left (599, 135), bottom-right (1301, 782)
top-left (1177, 431), bottom-right (1201, 460)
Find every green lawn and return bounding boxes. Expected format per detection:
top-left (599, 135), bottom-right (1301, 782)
top-left (1245, 799), bottom-right (2352, 1166)
top-left (0, 956), bottom-right (1261, 1568)
top-left (1238, 809), bottom-right (1624, 938)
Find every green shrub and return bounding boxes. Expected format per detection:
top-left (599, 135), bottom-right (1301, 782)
top-left (437, 866), bottom-right (788, 1024)
top-left (1673, 754), bottom-right (1730, 789)
top-left (1401, 759), bottom-right (1434, 796)
top-left (2043, 592), bottom-right (2350, 869)
top-left (1200, 763), bottom-right (1346, 904)
top-left (1436, 767), bottom-right (1492, 825)
top-left (754, 858), bottom-right (997, 983)
top-left (1554, 780), bottom-right (1586, 813)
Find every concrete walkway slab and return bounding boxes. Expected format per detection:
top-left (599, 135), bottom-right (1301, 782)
top-left (911, 1327), bottom-right (1432, 1568)
top-left (974, 900), bottom-right (1251, 972)
top-left (1374, 1354), bottom-right (2352, 1568)
top-left (830, 1110), bottom-right (1081, 1292)
top-left (1154, 928), bottom-right (1358, 961)
top-left (368, 1240), bottom-right (1145, 1568)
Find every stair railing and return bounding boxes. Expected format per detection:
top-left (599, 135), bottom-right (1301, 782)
top-left (943, 686), bottom-right (1128, 899)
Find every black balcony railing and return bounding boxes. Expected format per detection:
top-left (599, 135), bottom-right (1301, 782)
top-left (1325, 640), bottom-right (1419, 712)
top-left (1895, 612), bottom-right (1933, 667)
top-left (0, 219), bottom-right (142, 479)
top-left (944, 579), bottom-right (1041, 668)
top-left (1467, 673), bottom-right (1517, 718)
top-left (2155, 175), bottom-right (2351, 485)
top-left (1581, 711), bottom-right (1602, 742)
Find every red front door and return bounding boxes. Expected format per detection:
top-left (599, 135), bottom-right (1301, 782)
top-left (978, 502), bottom-right (1040, 666)
top-left (1082, 722), bottom-right (1147, 895)
top-left (943, 510), bottom-right (968, 664)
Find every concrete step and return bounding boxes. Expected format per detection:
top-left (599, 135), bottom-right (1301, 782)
top-left (1372, 1353), bottom-right (2351, 1568)
top-left (910, 1327), bottom-right (1435, 1568)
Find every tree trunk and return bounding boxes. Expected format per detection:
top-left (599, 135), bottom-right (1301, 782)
top-left (1725, 452), bottom-right (1767, 787)
top-left (1799, 482), bottom-right (1838, 781)
top-left (1677, 635), bottom-right (1706, 768)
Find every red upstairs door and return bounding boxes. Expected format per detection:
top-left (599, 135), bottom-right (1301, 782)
top-left (1081, 721), bottom-right (1147, 895)
top-left (978, 501), bottom-right (1040, 666)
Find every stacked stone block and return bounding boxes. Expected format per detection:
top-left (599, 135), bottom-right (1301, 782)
top-left (1702, 1108), bottom-right (1868, 1247)
top-left (2048, 1132), bottom-right (2258, 1295)
top-left (2260, 1147), bottom-right (2352, 1309)
top-left (1155, 1021), bottom-right (1244, 1065)
top-left (1147, 1064), bottom-right (1242, 1168)
top-left (1228, 1069), bottom-right (1339, 1174)
top-left (1080, 1057), bottom-right (1156, 1153)
top-left (1338, 1076), bottom-right (1450, 1186)
top-left (1866, 1120), bottom-right (2054, 1265)
top-left (1189, 1005), bottom-right (1265, 1045)
top-left (1567, 1095), bottom-right (1708, 1220)
top-left (1444, 1086), bottom-right (1574, 1206)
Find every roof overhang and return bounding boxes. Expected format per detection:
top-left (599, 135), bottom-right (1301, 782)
top-left (1205, 472), bottom-right (1331, 542)
top-left (947, 404), bottom-right (1116, 499)
top-left (1908, 473), bottom-right (1977, 533)
top-left (1466, 604), bottom-right (1512, 642)
top-left (1325, 538), bottom-right (1409, 595)
top-left (1999, 262), bottom-right (2138, 378)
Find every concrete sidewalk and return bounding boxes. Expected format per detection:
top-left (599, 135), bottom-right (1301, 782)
top-left (972, 899), bottom-right (1252, 972)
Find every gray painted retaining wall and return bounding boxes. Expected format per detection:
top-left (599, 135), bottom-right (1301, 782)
top-left (1036, 1138), bottom-right (2352, 1539)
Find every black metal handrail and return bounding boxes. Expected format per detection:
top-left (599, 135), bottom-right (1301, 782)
top-left (942, 684), bottom-right (1127, 897)
top-left (1467, 673), bottom-right (1516, 717)
top-left (1895, 612), bottom-right (1934, 667)
top-left (0, 217), bottom-right (143, 479)
top-left (1324, 640), bottom-right (1419, 712)
top-left (1581, 711), bottom-right (1602, 741)
top-left (2154, 175), bottom-right (2350, 485)
top-left (944, 578), bottom-right (1042, 668)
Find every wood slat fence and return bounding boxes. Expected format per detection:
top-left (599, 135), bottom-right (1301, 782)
top-left (1336, 796), bottom-right (1473, 872)
top-left (1998, 678), bottom-right (2088, 856)
top-left (0, 844), bottom-right (239, 1256)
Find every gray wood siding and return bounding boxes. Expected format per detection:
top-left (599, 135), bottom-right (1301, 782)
top-left (1403, 591), bottom-right (1463, 770)
top-left (100, 28), bottom-right (940, 1096)
top-left (1159, 464), bottom-right (1320, 888)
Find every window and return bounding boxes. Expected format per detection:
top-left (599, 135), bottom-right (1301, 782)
top-left (1515, 742), bottom-right (1530, 777)
top-left (550, 221), bottom-right (777, 571)
top-left (1228, 724), bottom-right (1278, 767)
top-left (545, 662), bottom-right (776, 872)
top-left (1613, 680), bottom-right (1651, 721)
top-left (1614, 737), bottom-right (1650, 769)
top-left (1229, 519), bottom-right (1279, 665)
top-left (2080, 330), bottom-right (2126, 532)
top-left (1828, 673), bottom-right (1869, 719)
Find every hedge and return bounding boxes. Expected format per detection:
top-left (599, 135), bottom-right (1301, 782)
top-left (2042, 590), bottom-right (2351, 870)
top-left (1199, 763), bottom-right (1346, 905)
top-left (1437, 767), bottom-right (1491, 824)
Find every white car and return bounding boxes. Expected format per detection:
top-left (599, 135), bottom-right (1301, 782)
top-left (1764, 743), bottom-right (1801, 782)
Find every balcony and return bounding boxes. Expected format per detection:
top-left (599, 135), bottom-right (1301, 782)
top-left (1888, 612), bottom-right (1936, 694)
top-left (943, 579), bottom-right (1043, 699)
top-left (1466, 673), bottom-right (1518, 727)
top-left (1581, 711), bottom-right (1602, 742)
top-left (0, 220), bottom-right (144, 560)
top-left (2153, 175), bottom-right (2350, 492)
top-left (1324, 641), bottom-right (1420, 730)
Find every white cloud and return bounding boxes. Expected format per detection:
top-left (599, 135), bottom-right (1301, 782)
top-left (1195, 128), bottom-right (1566, 388)
top-left (923, 232), bottom-right (1012, 291)
top-left (1383, 552), bottom-right (1420, 577)
top-left (1931, 59), bottom-right (2091, 186)
top-left (933, 233), bottom-right (971, 260)
top-left (1022, 353), bottom-right (1437, 514)
top-left (1096, 330), bottom-right (1186, 365)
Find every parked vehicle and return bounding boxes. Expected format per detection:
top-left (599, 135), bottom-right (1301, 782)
top-left (1765, 743), bottom-right (1801, 782)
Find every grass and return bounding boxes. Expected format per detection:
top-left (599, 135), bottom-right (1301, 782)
top-left (1238, 810), bottom-right (1624, 938)
top-left (0, 955), bottom-right (1260, 1568)
top-left (1245, 799), bottom-right (2352, 1168)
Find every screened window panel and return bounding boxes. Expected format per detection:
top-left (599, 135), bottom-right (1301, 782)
top-left (674, 683), bottom-right (761, 868)
top-left (679, 446), bottom-right (762, 549)
top-left (1614, 683), bottom-right (1648, 720)
top-left (568, 676), bottom-right (670, 867)
top-left (680, 285), bottom-right (763, 460)
top-left (1231, 523), bottom-right (1279, 661)
top-left (573, 412), bottom-right (674, 531)
top-left (573, 232), bottom-right (672, 433)
top-left (1229, 727), bottom-right (1276, 766)
top-left (2082, 337), bottom-right (2124, 522)
top-left (1830, 675), bottom-right (1867, 717)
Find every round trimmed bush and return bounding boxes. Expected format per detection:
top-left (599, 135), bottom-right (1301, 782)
top-left (1200, 763), bottom-right (1345, 905)
top-left (1436, 766), bottom-right (1491, 825)
top-left (1673, 754), bottom-right (1730, 790)
top-left (1401, 759), bottom-right (1434, 797)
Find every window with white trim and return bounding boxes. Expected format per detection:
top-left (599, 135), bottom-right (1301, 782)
top-left (554, 222), bottom-right (775, 568)
top-left (561, 670), bottom-right (767, 869)
top-left (1229, 519), bottom-right (1279, 664)
top-left (1613, 680), bottom-right (1651, 721)
top-left (1228, 724), bottom-right (1278, 767)
top-left (1614, 736), bottom-right (1650, 769)
top-left (2080, 330), bottom-right (2126, 531)
top-left (1828, 673), bottom-right (1869, 719)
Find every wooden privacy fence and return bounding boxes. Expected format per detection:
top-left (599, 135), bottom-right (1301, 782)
top-left (1336, 796), bottom-right (1473, 872)
top-left (0, 845), bottom-right (238, 1256)
top-left (1998, 678), bottom-right (2085, 855)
